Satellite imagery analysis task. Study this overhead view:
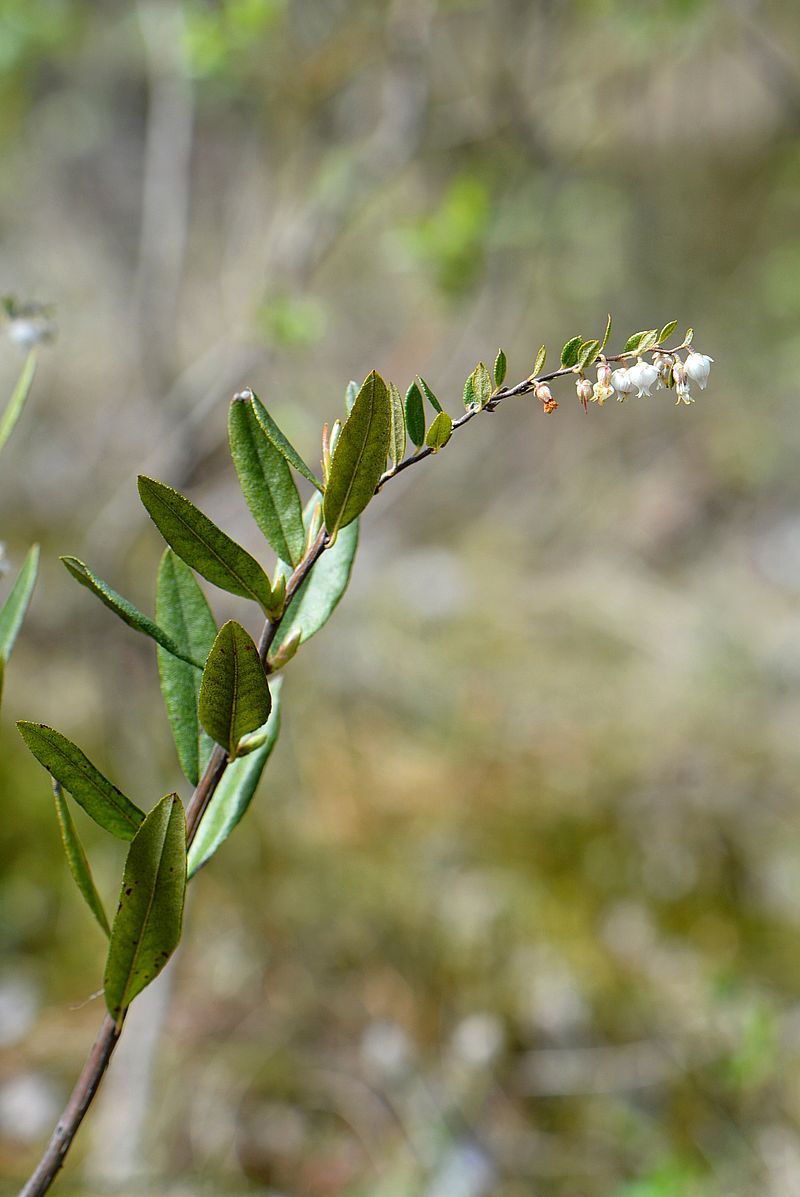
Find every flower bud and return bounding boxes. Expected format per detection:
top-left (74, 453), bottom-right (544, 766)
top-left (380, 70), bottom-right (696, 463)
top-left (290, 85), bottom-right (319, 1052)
top-left (684, 352), bottom-right (713, 390)
top-left (534, 381), bottom-right (553, 406)
top-left (627, 359), bottom-right (659, 397)
top-left (596, 363), bottom-right (612, 387)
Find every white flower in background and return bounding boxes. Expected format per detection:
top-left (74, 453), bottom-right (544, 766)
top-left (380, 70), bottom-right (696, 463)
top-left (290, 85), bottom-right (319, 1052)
top-left (627, 359), bottom-right (659, 397)
top-left (685, 351), bottom-right (713, 389)
top-left (611, 367), bottom-right (635, 399)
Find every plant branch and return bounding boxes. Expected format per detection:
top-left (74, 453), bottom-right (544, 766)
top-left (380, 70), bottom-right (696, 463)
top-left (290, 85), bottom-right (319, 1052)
top-left (19, 342), bottom-right (672, 1195)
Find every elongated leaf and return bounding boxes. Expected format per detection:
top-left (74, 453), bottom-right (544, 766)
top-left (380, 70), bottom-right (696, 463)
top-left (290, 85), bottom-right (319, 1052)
top-left (53, 782), bottom-right (110, 936)
top-left (0, 544), bottom-right (39, 660)
top-left (62, 556), bottom-right (204, 668)
top-left (156, 551), bottom-right (217, 786)
top-left (388, 382), bottom-right (406, 469)
top-left (199, 621), bottom-right (271, 757)
top-left (425, 410), bottom-right (453, 452)
top-left (104, 794), bottom-right (186, 1023)
top-left (323, 371), bottom-right (391, 540)
top-left (659, 319), bottom-right (678, 343)
top-left (560, 336), bottom-right (583, 368)
top-left (462, 372), bottom-right (476, 409)
top-left (138, 477), bottom-right (275, 614)
top-left (249, 392), bottom-right (324, 492)
top-left (188, 680), bottom-right (282, 878)
top-left (17, 722), bottom-right (144, 840)
top-left (533, 345), bottom-right (547, 375)
top-left (272, 499), bottom-right (358, 653)
top-left (600, 313), bottom-right (613, 352)
top-left (0, 351), bottom-right (36, 456)
top-left (418, 376), bottom-right (442, 414)
top-left (405, 381), bottom-right (425, 447)
top-left (229, 397), bottom-right (305, 567)
top-left (493, 349), bottom-right (507, 388)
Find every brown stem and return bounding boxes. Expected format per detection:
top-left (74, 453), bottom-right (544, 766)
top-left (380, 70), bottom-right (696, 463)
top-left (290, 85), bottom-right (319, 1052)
top-left (18, 1016), bottom-right (122, 1197)
top-left (19, 343), bottom-right (622, 1194)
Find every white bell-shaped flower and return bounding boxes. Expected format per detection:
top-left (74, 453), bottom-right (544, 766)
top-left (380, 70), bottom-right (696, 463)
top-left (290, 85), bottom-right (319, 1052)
top-left (684, 352), bottom-right (713, 390)
top-left (610, 367), bottom-right (635, 397)
top-left (627, 360), bottom-right (659, 397)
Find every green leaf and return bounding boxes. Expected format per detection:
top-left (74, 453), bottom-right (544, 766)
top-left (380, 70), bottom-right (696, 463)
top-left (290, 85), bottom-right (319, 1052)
top-left (425, 410), bottom-right (453, 452)
top-left (560, 336), bottom-right (583, 368)
top-left (659, 319), bottom-right (678, 344)
top-left (405, 381), bottom-right (425, 447)
top-left (228, 396), bottom-right (305, 567)
top-left (187, 680), bottom-right (282, 879)
top-left (493, 349), bottom-right (507, 388)
top-left (638, 330), bottom-right (659, 353)
top-left (199, 621), bottom-right (271, 757)
top-left (138, 477), bottom-right (276, 615)
top-left (345, 380), bottom-right (358, 414)
top-left (0, 544), bottom-right (39, 661)
top-left (249, 392), bottom-right (324, 492)
top-left (623, 329), bottom-right (657, 353)
top-left (17, 722), bottom-right (144, 840)
top-left (272, 498), bottom-right (358, 653)
top-left (387, 382), bottom-right (406, 470)
top-left (577, 339), bottom-right (601, 369)
top-left (533, 345), bottom-right (547, 375)
top-left (53, 782), bottom-right (110, 937)
top-left (462, 372), bottom-right (476, 409)
top-left (156, 551), bottom-right (217, 786)
top-left (323, 370), bottom-right (391, 540)
top-left (104, 794), bottom-right (186, 1023)
top-left (417, 376), bottom-right (442, 414)
top-left (600, 313), bottom-right (613, 352)
top-left (684, 327), bottom-right (694, 345)
top-left (61, 556), bottom-right (204, 668)
top-left (472, 363), bottom-right (492, 410)
top-left (0, 351), bottom-right (36, 456)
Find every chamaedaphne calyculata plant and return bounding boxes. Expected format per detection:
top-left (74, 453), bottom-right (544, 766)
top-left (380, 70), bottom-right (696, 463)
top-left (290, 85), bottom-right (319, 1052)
top-left (15, 318), bottom-right (713, 1195)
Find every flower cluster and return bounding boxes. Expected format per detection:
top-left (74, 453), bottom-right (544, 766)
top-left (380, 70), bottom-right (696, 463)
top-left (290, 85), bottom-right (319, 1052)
top-left (572, 349), bottom-right (713, 411)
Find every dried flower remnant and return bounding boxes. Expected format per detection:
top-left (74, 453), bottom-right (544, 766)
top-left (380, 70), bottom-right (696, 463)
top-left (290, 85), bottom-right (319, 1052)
top-left (576, 377), bottom-right (594, 411)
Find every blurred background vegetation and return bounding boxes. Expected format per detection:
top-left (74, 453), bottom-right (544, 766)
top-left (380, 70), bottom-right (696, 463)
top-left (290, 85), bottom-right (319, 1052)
top-left (2, 0), bottom-right (800, 1193)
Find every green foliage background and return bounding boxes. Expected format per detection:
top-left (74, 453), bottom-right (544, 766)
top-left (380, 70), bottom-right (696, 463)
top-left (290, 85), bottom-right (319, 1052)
top-left (2, 0), bottom-right (800, 1193)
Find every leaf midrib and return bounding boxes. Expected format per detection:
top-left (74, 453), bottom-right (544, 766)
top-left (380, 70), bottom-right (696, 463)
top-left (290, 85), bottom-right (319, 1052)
top-left (28, 727), bottom-right (142, 834)
top-left (327, 383), bottom-right (378, 536)
top-left (150, 484), bottom-right (271, 609)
